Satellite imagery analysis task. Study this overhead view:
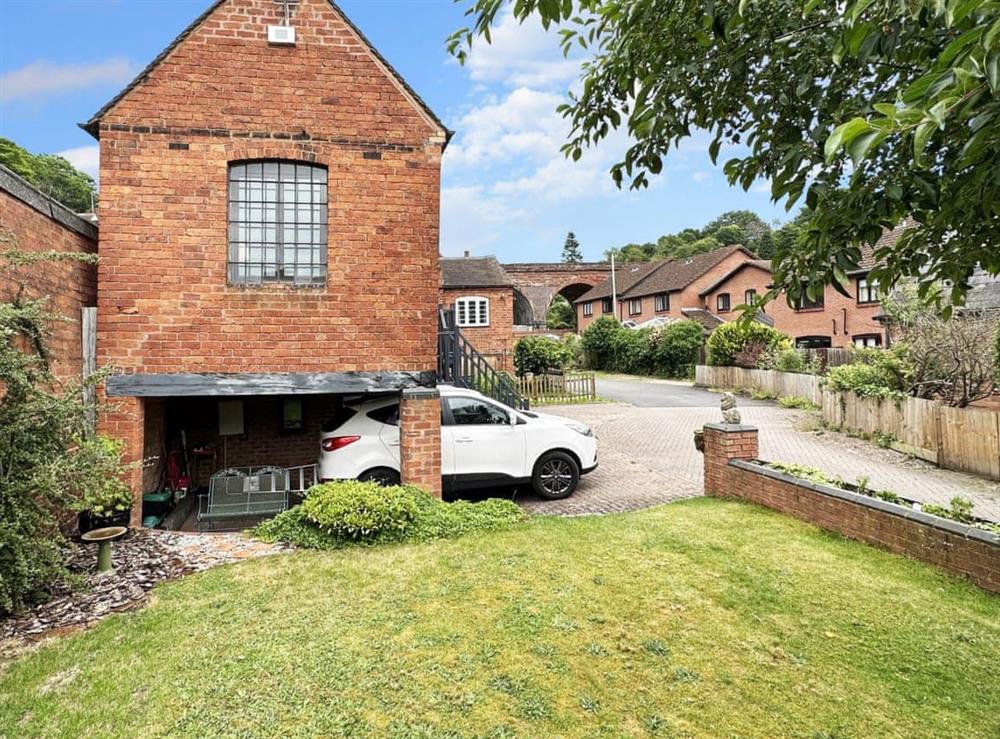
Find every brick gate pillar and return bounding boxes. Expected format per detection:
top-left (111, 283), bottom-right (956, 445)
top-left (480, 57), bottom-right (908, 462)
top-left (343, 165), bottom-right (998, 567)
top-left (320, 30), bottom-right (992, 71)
top-left (400, 387), bottom-right (442, 497)
top-left (702, 423), bottom-right (759, 496)
top-left (97, 393), bottom-right (147, 528)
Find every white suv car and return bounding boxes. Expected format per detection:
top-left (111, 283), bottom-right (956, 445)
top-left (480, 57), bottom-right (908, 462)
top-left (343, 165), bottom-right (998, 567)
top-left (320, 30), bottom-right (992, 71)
top-left (318, 386), bottom-right (598, 499)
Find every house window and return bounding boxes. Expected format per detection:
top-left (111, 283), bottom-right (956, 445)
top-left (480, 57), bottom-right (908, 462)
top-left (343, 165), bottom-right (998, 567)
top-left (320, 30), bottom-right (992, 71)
top-left (654, 293), bottom-right (669, 312)
top-left (282, 398), bottom-right (304, 433)
top-left (717, 293), bottom-right (731, 313)
top-left (796, 336), bottom-right (832, 349)
top-left (745, 289), bottom-right (757, 306)
top-left (857, 276), bottom-right (880, 304)
top-left (455, 296), bottom-right (490, 327)
top-left (582, 301), bottom-right (594, 317)
top-left (628, 298), bottom-right (643, 316)
top-left (853, 334), bottom-right (883, 348)
top-left (228, 161), bottom-right (328, 285)
top-left (799, 289), bottom-right (825, 310)
top-left (602, 297), bottom-right (613, 314)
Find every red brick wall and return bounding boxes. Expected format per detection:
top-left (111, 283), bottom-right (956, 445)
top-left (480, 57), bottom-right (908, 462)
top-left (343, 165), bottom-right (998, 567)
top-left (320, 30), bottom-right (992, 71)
top-left (703, 424), bottom-right (1000, 594)
top-left (701, 264), bottom-right (773, 321)
top-left (767, 280), bottom-right (884, 348)
top-left (95, 0), bottom-right (444, 376)
top-left (440, 286), bottom-right (515, 371)
top-left (0, 186), bottom-right (97, 381)
top-left (400, 388), bottom-right (441, 496)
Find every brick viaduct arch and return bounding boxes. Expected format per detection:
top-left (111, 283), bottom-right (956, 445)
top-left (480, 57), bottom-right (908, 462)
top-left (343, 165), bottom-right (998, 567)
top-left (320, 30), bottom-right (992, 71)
top-left (501, 262), bottom-right (611, 327)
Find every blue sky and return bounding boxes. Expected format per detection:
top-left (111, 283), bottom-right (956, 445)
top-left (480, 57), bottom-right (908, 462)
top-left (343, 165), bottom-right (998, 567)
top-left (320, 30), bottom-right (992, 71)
top-left (0, 0), bottom-right (790, 262)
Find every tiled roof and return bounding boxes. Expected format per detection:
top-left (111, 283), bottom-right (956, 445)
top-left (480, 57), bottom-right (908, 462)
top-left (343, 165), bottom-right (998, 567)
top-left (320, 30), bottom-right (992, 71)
top-left (623, 245), bottom-right (754, 298)
top-left (80, 1), bottom-right (451, 143)
top-left (698, 259), bottom-right (772, 297)
top-left (440, 257), bottom-right (513, 288)
top-left (680, 308), bottom-right (725, 331)
top-left (575, 262), bottom-right (661, 303)
top-left (848, 219), bottom-right (915, 274)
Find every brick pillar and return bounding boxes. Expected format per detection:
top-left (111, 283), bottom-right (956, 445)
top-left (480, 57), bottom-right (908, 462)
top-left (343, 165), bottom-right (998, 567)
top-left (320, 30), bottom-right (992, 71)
top-left (702, 422), bottom-right (759, 497)
top-left (400, 387), bottom-right (442, 497)
top-left (97, 393), bottom-right (146, 527)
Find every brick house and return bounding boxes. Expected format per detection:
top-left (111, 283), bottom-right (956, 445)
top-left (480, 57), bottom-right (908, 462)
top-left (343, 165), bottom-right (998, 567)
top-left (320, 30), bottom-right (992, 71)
top-left (574, 245), bottom-right (757, 330)
top-left (80, 0), bottom-right (450, 524)
top-left (0, 165), bottom-right (98, 382)
top-left (440, 256), bottom-right (516, 371)
top-left (575, 241), bottom-right (888, 349)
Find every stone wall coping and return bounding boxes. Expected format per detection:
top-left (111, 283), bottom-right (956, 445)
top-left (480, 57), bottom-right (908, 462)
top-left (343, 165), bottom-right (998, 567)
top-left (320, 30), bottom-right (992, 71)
top-left (402, 387), bottom-right (441, 399)
top-left (704, 422), bottom-right (759, 433)
top-left (731, 459), bottom-right (1000, 547)
top-left (0, 165), bottom-right (98, 242)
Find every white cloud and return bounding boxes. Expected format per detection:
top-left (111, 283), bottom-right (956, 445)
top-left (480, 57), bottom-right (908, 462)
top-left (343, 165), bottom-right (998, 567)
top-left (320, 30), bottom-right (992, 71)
top-left (463, 8), bottom-right (582, 89)
top-left (54, 145), bottom-right (100, 179)
top-left (444, 88), bottom-right (568, 169)
top-left (691, 171), bottom-right (711, 183)
top-left (440, 185), bottom-right (521, 255)
top-left (1, 59), bottom-right (134, 103)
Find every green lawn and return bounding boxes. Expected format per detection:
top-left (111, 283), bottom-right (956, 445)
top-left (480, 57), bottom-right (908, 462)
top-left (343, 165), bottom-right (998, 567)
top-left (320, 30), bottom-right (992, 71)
top-left (2, 499), bottom-right (998, 738)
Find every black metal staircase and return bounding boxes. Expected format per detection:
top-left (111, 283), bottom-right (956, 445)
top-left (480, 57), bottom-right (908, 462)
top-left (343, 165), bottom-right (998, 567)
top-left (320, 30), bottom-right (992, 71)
top-left (437, 308), bottom-right (528, 410)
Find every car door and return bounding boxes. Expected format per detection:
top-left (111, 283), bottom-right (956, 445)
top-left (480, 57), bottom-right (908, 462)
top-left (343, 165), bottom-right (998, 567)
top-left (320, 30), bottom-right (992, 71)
top-left (442, 395), bottom-right (527, 487)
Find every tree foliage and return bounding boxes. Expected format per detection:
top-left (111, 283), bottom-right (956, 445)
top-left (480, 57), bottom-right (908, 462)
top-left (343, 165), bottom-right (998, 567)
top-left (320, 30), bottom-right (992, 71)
top-left (0, 137), bottom-right (97, 214)
top-left (705, 321), bottom-right (791, 367)
top-left (605, 209), bottom-right (788, 263)
top-left (450, 1), bottom-right (1000, 310)
top-left (580, 317), bottom-right (704, 376)
top-left (546, 294), bottom-right (575, 328)
top-left (562, 231), bottom-right (583, 263)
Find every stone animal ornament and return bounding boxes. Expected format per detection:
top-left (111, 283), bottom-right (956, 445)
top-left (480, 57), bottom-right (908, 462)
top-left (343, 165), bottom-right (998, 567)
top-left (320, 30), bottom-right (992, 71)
top-left (720, 392), bottom-right (741, 425)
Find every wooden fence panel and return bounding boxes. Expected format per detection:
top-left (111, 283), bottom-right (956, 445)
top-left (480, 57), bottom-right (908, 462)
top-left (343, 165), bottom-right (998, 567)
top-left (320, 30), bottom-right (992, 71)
top-left (517, 372), bottom-right (596, 403)
top-left (939, 406), bottom-right (1000, 479)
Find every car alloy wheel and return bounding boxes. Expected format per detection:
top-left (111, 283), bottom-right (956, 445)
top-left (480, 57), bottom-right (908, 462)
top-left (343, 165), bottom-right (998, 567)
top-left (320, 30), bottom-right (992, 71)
top-left (539, 458), bottom-right (574, 497)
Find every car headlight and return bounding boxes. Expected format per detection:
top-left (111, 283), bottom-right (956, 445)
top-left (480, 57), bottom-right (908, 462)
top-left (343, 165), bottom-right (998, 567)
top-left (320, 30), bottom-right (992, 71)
top-left (567, 422), bottom-right (593, 437)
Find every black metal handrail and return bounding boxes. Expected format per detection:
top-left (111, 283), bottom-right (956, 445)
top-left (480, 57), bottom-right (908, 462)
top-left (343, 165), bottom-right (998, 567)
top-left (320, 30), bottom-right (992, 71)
top-left (438, 308), bottom-right (529, 410)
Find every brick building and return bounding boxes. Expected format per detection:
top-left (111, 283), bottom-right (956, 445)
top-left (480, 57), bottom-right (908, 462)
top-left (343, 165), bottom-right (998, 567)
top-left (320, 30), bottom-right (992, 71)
top-left (576, 242), bottom-right (888, 348)
top-left (0, 165), bottom-right (98, 382)
top-left (574, 246), bottom-right (756, 331)
top-left (440, 256), bottom-right (516, 371)
top-left (81, 0), bottom-right (449, 522)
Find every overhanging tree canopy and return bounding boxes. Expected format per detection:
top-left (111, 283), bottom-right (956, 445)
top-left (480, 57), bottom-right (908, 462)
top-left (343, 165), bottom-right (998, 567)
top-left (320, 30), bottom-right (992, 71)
top-left (449, 1), bottom-right (1000, 312)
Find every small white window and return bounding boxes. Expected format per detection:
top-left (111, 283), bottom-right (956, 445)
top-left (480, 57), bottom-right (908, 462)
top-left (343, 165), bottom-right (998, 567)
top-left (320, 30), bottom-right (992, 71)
top-left (857, 276), bottom-right (880, 304)
top-left (582, 301), bottom-right (593, 317)
top-left (655, 293), bottom-right (669, 312)
top-left (628, 298), bottom-right (642, 316)
top-left (455, 296), bottom-right (490, 327)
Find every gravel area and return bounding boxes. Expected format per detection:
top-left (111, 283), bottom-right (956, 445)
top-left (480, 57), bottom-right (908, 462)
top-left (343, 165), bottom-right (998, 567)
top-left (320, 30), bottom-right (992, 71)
top-left (0, 529), bottom-right (286, 659)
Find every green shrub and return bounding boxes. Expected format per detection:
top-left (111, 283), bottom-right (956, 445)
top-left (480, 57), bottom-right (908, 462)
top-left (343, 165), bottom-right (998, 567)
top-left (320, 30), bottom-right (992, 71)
top-left (609, 326), bottom-right (655, 374)
top-left (513, 335), bottom-right (574, 376)
top-left (760, 346), bottom-right (821, 375)
top-left (706, 322), bottom-right (790, 367)
top-left (824, 348), bottom-right (911, 398)
top-left (651, 320), bottom-right (704, 378)
top-left (580, 316), bottom-right (621, 369)
top-left (65, 436), bottom-right (133, 517)
top-left (253, 482), bottom-right (527, 549)
top-left (301, 481), bottom-right (420, 540)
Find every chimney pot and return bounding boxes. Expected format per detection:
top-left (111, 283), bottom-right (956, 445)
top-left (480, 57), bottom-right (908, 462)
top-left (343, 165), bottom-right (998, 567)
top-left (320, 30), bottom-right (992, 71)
top-left (464, 250), bottom-right (470, 258)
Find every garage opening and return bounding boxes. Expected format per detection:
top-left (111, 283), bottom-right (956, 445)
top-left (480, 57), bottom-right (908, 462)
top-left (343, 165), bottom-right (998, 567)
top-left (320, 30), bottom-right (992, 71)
top-left (139, 393), bottom-right (368, 531)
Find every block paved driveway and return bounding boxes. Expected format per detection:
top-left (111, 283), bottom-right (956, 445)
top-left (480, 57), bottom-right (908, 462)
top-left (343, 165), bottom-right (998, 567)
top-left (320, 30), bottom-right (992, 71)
top-left (515, 375), bottom-right (1000, 522)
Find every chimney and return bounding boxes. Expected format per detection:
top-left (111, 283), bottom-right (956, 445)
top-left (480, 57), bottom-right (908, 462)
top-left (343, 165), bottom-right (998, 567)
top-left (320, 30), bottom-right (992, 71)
top-left (464, 250), bottom-right (470, 258)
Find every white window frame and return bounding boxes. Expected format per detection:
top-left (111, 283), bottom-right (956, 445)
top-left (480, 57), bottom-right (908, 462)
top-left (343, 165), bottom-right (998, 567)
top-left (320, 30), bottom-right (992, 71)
top-left (654, 293), bottom-right (669, 312)
top-left (857, 276), bottom-right (880, 304)
top-left (582, 301), bottom-right (594, 317)
top-left (628, 298), bottom-right (643, 316)
top-left (853, 334), bottom-right (882, 348)
top-left (455, 296), bottom-right (490, 327)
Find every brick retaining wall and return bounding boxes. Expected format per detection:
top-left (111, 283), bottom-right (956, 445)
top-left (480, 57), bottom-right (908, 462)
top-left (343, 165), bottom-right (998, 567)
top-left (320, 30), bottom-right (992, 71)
top-left (703, 423), bottom-right (1000, 594)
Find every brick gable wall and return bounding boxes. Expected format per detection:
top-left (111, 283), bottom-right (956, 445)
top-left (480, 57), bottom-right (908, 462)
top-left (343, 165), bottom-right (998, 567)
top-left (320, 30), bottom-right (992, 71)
top-left (95, 0), bottom-right (444, 376)
top-left (0, 187), bottom-right (97, 381)
top-left (701, 264), bottom-right (773, 319)
top-left (768, 281), bottom-right (884, 348)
